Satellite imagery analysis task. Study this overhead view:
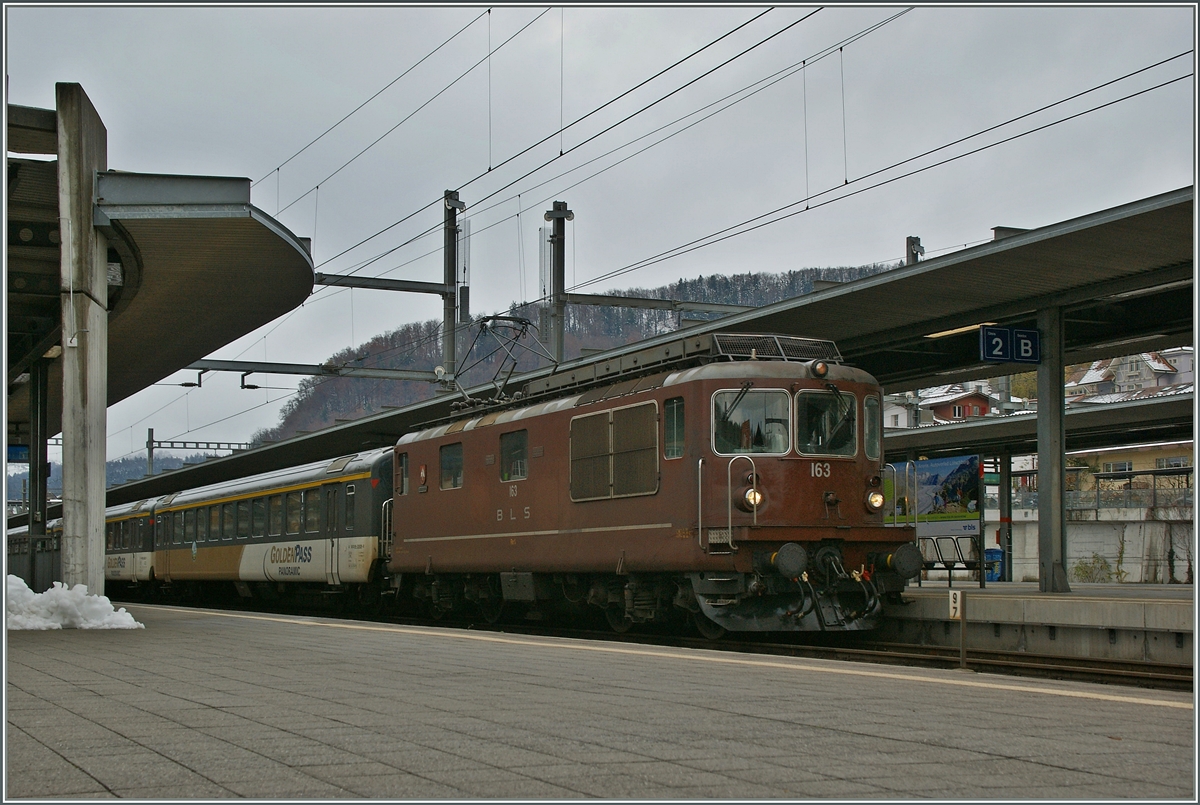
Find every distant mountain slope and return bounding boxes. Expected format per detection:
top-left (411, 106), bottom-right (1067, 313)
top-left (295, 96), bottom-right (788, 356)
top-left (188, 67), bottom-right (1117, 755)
top-left (250, 264), bottom-right (896, 446)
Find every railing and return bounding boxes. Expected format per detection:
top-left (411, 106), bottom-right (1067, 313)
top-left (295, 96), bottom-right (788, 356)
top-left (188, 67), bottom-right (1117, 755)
top-left (986, 467), bottom-right (1193, 512)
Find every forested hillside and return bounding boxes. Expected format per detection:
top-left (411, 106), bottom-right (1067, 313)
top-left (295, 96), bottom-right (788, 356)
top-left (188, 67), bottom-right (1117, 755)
top-left (250, 264), bottom-right (896, 446)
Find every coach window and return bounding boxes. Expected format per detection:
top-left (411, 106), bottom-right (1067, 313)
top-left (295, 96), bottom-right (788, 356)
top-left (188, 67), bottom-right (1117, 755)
top-left (173, 511), bottom-right (185, 545)
top-left (796, 389), bottom-right (856, 457)
top-left (864, 396), bottom-right (881, 461)
top-left (500, 430), bottom-right (528, 481)
top-left (222, 502), bottom-right (235, 540)
top-left (185, 510), bottom-right (196, 544)
top-left (304, 489), bottom-right (321, 533)
top-left (268, 495), bottom-right (283, 536)
top-left (712, 389), bottom-right (790, 455)
top-left (106, 524), bottom-right (114, 551)
top-left (237, 500), bottom-right (251, 539)
top-left (664, 397), bottom-right (684, 459)
top-left (194, 507), bottom-right (205, 542)
top-left (285, 492), bottom-right (301, 535)
top-left (441, 443), bottom-right (463, 490)
top-left (252, 498), bottom-right (266, 537)
top-left (210, 507), bottom-right (220, 542)
top-left (397, 452), bottom-right (409, 495)
top-left (345, 485), bottom-right (356, 531)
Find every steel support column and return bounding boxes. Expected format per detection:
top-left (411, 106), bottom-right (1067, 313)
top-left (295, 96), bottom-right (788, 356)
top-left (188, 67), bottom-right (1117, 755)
top-left (998, 451), bottom-right (1012, 582)
top-left (443, 191), bottom-right (464, 379)
top-left (57, 82), bottom-right (108, 595)
top-left (1036, 306), bottom-right (1071, 592)
top-left (545, 201), bottom-right (573, 363)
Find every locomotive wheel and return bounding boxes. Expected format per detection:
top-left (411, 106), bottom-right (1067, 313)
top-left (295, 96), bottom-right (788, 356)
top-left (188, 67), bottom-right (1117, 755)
top-left (478, 597), bottom-right (504, 625)
top-left (605, 606), bottom-right (633, 633)
top-left (692, 611), bottom-right (726, 641)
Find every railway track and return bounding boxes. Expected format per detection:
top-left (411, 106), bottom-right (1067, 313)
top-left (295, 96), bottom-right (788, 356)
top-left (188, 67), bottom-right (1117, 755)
top-left (135, 594), bottom-right (1191, 692)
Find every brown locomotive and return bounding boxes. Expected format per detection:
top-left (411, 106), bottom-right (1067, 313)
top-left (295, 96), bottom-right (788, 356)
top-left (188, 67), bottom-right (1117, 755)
top-left (387, 333), bottom-right (921, 636)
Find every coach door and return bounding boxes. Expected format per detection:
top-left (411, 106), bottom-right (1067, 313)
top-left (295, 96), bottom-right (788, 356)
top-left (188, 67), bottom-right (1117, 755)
top-left (323, 485), bottom-right (340, 585)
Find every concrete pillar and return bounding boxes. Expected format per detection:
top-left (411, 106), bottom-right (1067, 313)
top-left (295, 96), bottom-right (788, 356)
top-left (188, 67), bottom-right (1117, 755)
top-left (1036, 306), bottom-right (1071, 592)
top-left (57, 83), bottom-right (108, 595)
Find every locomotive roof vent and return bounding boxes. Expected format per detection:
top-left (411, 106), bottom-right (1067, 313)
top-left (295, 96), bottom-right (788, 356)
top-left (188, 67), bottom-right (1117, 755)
top-left (325, 454), bottom-right (359, 473)
top-left (712, 333), bottom-right (842, 364)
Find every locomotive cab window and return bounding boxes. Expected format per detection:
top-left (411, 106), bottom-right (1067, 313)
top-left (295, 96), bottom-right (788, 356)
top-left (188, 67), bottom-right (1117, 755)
top-left (796, 389), bottom-right (857, 457)
top-left (664, 397), bottom-right (684, 459)
top-left (397, 452), bottom-right (409, 495)
top-left (500, 430), bottom-right (528, 481)
top-left (864, 396), bottom-right (881, 461)
top-left (440, 443), bottom-right (463, 490)
top-left (712, 389), bottom-right (790, 455)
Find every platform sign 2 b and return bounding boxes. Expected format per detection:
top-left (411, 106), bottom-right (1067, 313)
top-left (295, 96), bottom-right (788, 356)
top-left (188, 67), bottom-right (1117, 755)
top-left (979, 326), bottom-right (1040, 364)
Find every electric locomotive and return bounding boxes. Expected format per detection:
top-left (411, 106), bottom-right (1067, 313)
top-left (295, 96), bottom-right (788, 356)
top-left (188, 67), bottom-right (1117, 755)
top-left (387, 332), bottom-right (921, 635)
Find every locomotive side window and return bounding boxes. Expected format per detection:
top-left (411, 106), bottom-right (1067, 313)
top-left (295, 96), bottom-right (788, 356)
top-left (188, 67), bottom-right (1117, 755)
top-left (664, 397), bottom-right (684, 459)
top-left (397, 453), bottom-right (409, 495)
top-left (570, 402), bottom-right (659, 501)
top-left (796, 390), bottom-right (857, 457)
top-left (864, 396), bottom-right (881, 461)
top-left (345, 485), bottom-right (355, 531)
top-left (304, 489), bottom-right (321, 532)
top-left (285, 492), bottom-right (301, 534)
top-left (268, 495), bottom-right (283, 536)
top-left (712, 389), bottom-right (790, 455)
top-left (500, 430), bottom-right (528, 481)
top-left (440, 443), bottom-right (464, 490)
top-left (252, 498), bottom-right (266, 537)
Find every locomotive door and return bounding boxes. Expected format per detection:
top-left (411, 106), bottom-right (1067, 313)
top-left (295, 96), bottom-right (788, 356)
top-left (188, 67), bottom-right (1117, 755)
top-left (323, 485), bottom-right (340, 585)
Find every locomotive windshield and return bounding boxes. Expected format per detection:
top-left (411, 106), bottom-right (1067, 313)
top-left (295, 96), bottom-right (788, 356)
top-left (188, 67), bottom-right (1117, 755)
top-left (796, 389), bottom-right (857, 457)
top-left (712, 389), bottom-right (790, 455)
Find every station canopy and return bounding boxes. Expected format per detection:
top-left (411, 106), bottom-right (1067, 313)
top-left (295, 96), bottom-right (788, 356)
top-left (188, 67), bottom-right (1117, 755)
top-left (7, 103), bottom-right (314, 445)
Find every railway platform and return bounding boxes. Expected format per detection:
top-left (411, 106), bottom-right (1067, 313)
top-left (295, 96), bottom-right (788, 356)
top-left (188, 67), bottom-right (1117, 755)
top-left (882, 581), bottom-right (1194, 665)
top-left (6, 603), bottom-right (1194, 799)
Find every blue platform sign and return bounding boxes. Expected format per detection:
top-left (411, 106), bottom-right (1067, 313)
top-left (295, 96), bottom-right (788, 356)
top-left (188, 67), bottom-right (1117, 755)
top-left (1012, 328), bottom-right (1040, 364)
top-left (980, 326), bottom-right (1040, 364)
top-left (8, 444), bottom-right (30, 463)
top-left (979, 326), bottom-right (1011, 362)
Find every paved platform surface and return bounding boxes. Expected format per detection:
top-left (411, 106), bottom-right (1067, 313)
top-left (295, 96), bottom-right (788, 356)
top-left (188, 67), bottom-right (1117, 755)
top-left (6, 604), bottom-right (1195, 799)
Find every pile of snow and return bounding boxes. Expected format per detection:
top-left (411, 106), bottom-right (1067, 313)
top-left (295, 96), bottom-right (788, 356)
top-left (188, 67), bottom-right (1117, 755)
top-left (6, 575), bottom-right (144, 630)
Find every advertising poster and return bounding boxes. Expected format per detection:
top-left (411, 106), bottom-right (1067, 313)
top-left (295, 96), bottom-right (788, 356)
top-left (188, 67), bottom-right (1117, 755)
top-left (886, 455), bottom-right (985, 581)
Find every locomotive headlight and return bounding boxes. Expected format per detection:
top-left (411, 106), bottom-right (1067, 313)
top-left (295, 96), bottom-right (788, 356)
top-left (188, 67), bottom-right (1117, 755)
top-left (865, 490), bottom-right (886, 512)
top-left (736, 486), bottom-right (764, 512)
top-left (810, 360), bottom-right (829, 379)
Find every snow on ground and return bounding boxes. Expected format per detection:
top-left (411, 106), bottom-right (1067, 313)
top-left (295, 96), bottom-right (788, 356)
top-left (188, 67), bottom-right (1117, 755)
top-left (6, 575), bottom-right (144, 630)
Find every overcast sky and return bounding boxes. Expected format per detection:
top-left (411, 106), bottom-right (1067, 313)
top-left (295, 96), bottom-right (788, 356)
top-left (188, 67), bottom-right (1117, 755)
top-left (4, 5), bottom-right (1195, 464)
